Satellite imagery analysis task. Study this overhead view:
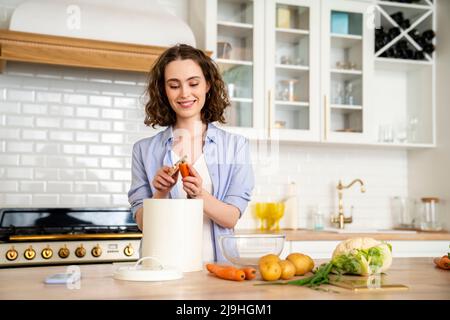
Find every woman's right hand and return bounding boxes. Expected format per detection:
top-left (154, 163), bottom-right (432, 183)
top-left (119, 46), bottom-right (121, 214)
top-left (152, 166), bottom-right (179, 197)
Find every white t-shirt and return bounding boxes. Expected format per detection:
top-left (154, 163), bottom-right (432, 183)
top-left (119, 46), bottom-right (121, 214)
top-left (171, 151), bottom-right (215, 262)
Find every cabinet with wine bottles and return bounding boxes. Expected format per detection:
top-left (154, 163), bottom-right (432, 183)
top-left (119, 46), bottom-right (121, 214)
top-left (371, 0), bottom-right (435, 147)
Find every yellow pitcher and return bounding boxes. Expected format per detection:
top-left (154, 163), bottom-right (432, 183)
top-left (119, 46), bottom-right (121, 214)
top-left (254, 202), bottom-right (286, 231)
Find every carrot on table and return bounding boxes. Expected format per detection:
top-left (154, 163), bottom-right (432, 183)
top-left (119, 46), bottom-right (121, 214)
top-left (206, 263), bottom-right (223, 273)
top-left (241, 267), bottom-right (257, 280)
top-left (205, 263), bottom-right (245, 281)
top-left (434, 255), bottom-right (450, 270)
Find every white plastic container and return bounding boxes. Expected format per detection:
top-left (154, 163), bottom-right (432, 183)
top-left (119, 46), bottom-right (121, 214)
top-left (141, 199), bottom-right (204, 272)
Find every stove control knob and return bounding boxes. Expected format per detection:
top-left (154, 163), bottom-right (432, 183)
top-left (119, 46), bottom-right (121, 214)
top-left (124, 244), bottom-right (134, 257)
top-left (75, 245), bottom-right (86, 258)
top-left (6, 246), bottom-right (18, 261)
top-left (58, 246), bottom-right (70, 259)
top-left (41, 246), bottom-right (53, 259)
top-left (24, 246), bottom-right (36, 260)
top-left (91, 245), bottom-right (102, 258)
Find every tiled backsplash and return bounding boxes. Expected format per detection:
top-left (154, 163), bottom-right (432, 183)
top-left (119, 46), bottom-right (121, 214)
top-left (0, 62), bottom-right (408, 230)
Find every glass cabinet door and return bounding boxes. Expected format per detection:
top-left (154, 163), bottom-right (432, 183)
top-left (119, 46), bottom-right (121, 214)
top-left (216, 0), bottom-right (256, 129)
top-left (321, 0), bottom-right (374, 143)
top-left (267, 0), bottom-right (320, 141)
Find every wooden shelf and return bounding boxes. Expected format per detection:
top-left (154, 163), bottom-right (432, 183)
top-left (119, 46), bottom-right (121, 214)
top-left (0, 30), bottom-right (211, 73)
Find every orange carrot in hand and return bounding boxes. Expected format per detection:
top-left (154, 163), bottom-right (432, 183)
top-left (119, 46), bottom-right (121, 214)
top-left (179, 163), bottom-right (191, 178)
top-left (241, 267), bottom-right (257, 280)
top-left (205, 264), bottom-right (245, 281)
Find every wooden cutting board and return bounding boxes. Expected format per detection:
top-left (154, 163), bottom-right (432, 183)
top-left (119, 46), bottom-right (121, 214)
top-left (328, 274), bottom-right (409, 292)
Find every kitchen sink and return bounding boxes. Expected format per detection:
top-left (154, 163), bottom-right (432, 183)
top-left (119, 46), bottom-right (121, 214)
top-left (323, 228), bottom-right (417, 234)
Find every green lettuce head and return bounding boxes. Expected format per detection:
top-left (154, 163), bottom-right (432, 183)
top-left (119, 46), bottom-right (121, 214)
top-left (331, 237), bottom-right (393, 276)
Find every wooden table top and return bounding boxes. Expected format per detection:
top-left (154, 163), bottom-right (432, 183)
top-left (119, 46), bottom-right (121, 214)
top-left (0, 258), bottom-right (448, 300)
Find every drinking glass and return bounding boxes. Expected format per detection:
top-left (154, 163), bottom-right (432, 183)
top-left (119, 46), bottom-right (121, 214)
top-left (345, 82), bottom-right (354, 105)
top-left (335, 83), bottom-right (344, 104)
top-left (407, 116), bottom-right (419, 142)
top-left (396, 121), bottom-right (407, 143)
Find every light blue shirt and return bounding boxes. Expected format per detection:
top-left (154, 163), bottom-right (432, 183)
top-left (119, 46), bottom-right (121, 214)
top-left (128, 122), bottom-right (254, 262)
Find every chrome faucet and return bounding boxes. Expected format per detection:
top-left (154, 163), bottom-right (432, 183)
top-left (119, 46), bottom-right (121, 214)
top-left (331, 179), bottom-right (366, 229)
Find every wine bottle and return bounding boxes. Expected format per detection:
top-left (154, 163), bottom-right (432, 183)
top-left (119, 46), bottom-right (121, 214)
top-left (415, 37), bottom-right (426, 49)
top-left (397, 40), bottom-right (408, 49)
top-left (389, 27), bottom-right (401, 39)
top-left (423, 43), bottom-right (435, 54)
top-left (382, 33), bottom-right (391, 47)
top-left (375, 27), bottom-right (384, 38)
top-left (400, 19), bottom-right (410, 30)
top-left (405, 49), bottom-right (414, 60)
top-left (423, 30), bottom-right (435, 41)
top-left (390, 12), bottom-right (404, 26)
top-left (409, 29), bottom-right (421, 42)
top-left (414, 50), bottom-right (425, 60)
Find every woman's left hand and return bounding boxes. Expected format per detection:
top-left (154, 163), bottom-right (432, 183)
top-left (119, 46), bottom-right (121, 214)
top-left (182, 164), bottom-right (203, 198)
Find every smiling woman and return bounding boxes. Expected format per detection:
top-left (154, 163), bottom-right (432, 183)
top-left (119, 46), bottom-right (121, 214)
top-left (143, 44), bottom-right (228, 128)
top-left (128, 44), bottom-right (255, 263)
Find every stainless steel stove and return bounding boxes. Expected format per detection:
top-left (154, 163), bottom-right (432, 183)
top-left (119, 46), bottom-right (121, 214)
top-left (0, 208), bottom-right (141, 267)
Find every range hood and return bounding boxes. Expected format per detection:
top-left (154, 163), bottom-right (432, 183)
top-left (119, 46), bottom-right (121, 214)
top-left (0, 0), bottom-right (199, 73)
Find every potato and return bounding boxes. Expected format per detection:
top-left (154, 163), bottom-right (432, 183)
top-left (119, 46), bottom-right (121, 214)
top-left (258, 254), bottom-right (280, 266)
top-left (278, 260), bottom-right (296, 280)
top-left (286, 253), bottom-right (314, 276)
top-left (259, 261), bottom-right (282, 281)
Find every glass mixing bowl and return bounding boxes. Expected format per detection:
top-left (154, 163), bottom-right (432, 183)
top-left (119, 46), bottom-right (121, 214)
top-left (218, 234), bottom-right (286, 266)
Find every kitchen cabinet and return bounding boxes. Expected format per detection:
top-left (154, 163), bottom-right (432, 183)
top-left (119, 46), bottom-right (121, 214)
top-left (321, 0), bottom-right (374, 144)
top-left (371, 0), bottom-right (436, 147)
top-left (200, 0), bottom-right (320, 141)
top-left (192, 0), bottom-right (265, 140)
top-left (197, 0), bottom-right (373, 143)
top-left (289, 240), bottom-right (448, 259)
top-left (236, 229), bottom-right (450, 259)
top-left (193, 0), bottom-right (436, 148)
top-left (266, 0), bottom-right (320, 142)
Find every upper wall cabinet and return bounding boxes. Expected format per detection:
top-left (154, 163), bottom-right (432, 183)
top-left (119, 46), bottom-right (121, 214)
top-left (194, 0), bottom-right (435, 148)
top-left (201, 0), bottom-right (319, 141)
top-left (321, 0), bottom-right (374, 144)
top-left (201, 0), bottom-right (265, 140)
top-left (266, 0), bottom-right (320, 142)
top-left (371, 0), bottom-right (436, 147)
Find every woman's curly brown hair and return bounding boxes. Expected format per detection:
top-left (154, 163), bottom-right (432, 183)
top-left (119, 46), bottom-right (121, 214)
top-left (144, 44), bottom-right (230, 128)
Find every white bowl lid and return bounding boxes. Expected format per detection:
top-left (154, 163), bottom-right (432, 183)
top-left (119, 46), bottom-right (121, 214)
top-left (113, 257), bottom-right (183, 282)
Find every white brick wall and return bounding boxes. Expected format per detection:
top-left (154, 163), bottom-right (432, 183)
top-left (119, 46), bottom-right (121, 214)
top-left (237, 144), bottom-right (408, 231)
top-left (0, 62), bottom-right (153, 208)
top-left (0, 62), bottom-right (408, 230)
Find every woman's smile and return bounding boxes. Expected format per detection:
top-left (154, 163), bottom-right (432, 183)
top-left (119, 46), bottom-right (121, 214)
top-left (178, 99), bottom-right (197, 109)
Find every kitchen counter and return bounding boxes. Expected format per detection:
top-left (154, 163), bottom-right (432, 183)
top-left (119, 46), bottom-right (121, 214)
top-left (236, 229), bottom-right (450, 241)
top-left (0, 258), bottom-right (449, 300)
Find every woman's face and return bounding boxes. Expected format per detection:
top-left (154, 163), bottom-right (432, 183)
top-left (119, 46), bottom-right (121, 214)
top-left (164, 59), bottom-right (210, 122)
